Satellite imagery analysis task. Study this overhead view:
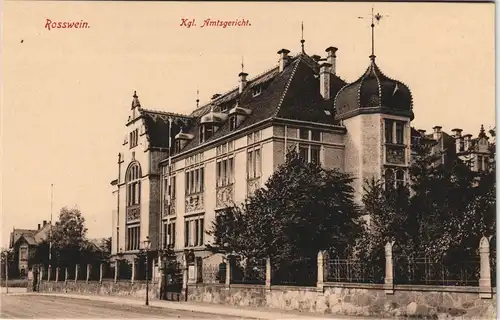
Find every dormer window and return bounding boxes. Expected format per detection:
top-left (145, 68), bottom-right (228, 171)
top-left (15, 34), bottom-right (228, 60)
top-left (252, 86), bottom-right (262, 97)
top-left (199, 124), bottom-right (214, 143)
top-left (229, 116), bottom-right (237, 131)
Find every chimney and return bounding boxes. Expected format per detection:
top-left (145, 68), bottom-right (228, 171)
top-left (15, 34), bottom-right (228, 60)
top-left (432, 126), bottom-right (442, 140)
top-left (451, 128), bottom-right (463, 138)
top-left (38, 224), bottom-right (41, 230)
top-left (325, 47), bottom-right (338, 75)
top-left (418, 129), bottom-right (426, 136)
top-left (319, 63), bottom-right (332, 100)
top-left (43, 220), bottom-right (47, 227)
top-left (311, 55), bottom-right (321, 62)
top-left (238, 72), bottom-right (248, 94)
top-left (463, 134), bottom-right (472, 150)
top-left (277, 49), bottom-right (290, 72)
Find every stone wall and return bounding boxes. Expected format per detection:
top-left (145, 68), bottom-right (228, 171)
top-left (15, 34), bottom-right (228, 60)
top-left (186, 283), bottom-right (497, 319)
top-left (32, 280), bottom-right (160, 300)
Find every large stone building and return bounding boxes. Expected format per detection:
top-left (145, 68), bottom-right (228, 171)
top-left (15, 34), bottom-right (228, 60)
top-left (110, 44), bottom-right (493, 262)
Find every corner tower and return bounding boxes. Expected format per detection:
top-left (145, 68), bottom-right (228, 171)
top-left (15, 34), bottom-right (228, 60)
top-left (334, 54), bottom-right (414, 202)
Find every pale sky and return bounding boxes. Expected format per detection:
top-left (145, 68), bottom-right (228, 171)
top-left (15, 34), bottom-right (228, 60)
top-left (1, 2), bottom-right (495, 248)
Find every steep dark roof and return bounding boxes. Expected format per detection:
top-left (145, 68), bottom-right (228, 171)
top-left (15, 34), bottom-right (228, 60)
top-left (176, 54), bottom-right (345, 155)
top-left (335, 57), bottom-right (413, 120)
top-left (139, 109), bottom-right (192, 149)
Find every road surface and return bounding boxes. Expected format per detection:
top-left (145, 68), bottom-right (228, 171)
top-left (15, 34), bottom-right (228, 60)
top-left (0, 294), bottom-right (250, 318)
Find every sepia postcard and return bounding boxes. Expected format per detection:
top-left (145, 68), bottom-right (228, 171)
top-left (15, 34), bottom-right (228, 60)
top-left (1, 1), bottom-right (497, 319)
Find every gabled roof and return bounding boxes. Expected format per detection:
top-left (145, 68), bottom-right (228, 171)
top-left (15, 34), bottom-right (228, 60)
top-left (174, 53), bottom-right (346, 155)
top-left (10, 229), bottom-right (37, 248)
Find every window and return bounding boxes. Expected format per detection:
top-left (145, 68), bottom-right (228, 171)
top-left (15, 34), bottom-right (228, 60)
top-left (163, 221), bottom-right (176, 248)
top-left (299, 128), bottom-right (309, 140)
top-left (298, 144), bottom-right (321, 164)
top-left (395, 122), bottom-right (405, 144)
top-left (216, 157), bottom-right (235, 187)
top-left (129, 129), bottom-right (139, 149)
top-left (247, 130), bottom-right (261, 145)
top-left (395, 170), bottom-right (405, 188)
top-left (184, 216), bottom-right (204, 248)
top-left (311, 130), bottom-right (321, 141)
top-left (385, 120), bottom-right (394, 143)
top-left (199, 124), bottom-right (214, 143)
top-left (252, 86), bottom-right (262, 97)
top-left (126, 224), bottom-right (140, 251)
top-left (19, 248), bottom-right (28, 261)
top-left (477, 156), bottom-right (483, 171)
top-left (126, 163), bottom-right (142, 207)
top-left (185, 167), bottom-right (204, 195)
top-left (229, 116), bottom-right (237, 131)
top-left (384, 168), bottom-right (395, 190)
top-left (247, 148), bottom-right (261, 179)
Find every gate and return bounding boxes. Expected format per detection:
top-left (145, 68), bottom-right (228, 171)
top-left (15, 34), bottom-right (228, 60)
top-left (162, 261), bottom-right (183, 301)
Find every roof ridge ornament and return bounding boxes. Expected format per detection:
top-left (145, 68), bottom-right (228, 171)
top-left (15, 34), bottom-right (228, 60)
top-left (132, 90), bottom-right (141, 109)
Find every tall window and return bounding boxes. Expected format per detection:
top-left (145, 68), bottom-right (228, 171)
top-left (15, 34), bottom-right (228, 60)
top-left (217, 157), bottom-right (235, 187)
top-left (130, 129), bottom-right (139, 148)
top-left (384, 168), bottom-right (406, 189)
top-left (247, 148), bottom-right (261, 179)
top-left (384, 168), bottom-right (395, 190)
top-left (385, 119), bottom-right (394, 143)
top-left (395, 169), bottom-right (405, 188)
top-left (126, 163), bottom-right (142, 207)
top-left (298, 144), bottom-right (321, 164)
top-left (185, 167), bottom-right (204, 195)
top-left (395, 122), bottom-right (405, 144)
top-left (184, 216), bottom-right (204, 248)
top-left (126, 224), bottom-right (140, 251)
top-left (163, 221), bottom-right (176, 248)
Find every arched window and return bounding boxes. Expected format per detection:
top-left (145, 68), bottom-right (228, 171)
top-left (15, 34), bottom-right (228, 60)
top-left (384, 168), bottom-right (395, 190)
top-left (126, 162), bottom-right (142, 207)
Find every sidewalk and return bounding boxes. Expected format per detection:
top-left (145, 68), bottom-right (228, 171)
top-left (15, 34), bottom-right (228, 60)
top-left (15, 292), bottom-right (373, 320)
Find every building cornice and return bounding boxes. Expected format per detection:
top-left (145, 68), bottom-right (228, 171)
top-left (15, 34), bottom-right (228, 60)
top-left (336, 107), bottom-right (414, 122)
top-left (271, 117), bottom-right (347, 134)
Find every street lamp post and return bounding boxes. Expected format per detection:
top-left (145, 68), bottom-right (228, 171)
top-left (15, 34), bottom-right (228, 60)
top-left (143, 236), bottom-right (152, 306)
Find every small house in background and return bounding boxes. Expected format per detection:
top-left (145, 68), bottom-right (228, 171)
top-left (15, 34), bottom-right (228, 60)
top-left (9, 220), bottom-right (52, 277)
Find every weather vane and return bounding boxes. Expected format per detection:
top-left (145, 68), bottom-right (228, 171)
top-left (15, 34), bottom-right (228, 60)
top-left (358, 6), bottom-right (388, 59)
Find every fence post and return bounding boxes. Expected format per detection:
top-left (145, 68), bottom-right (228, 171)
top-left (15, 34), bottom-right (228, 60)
top-left (225, 256), bottom-right (231, 288)
top-left (265, 257), bottom-right (271, 290)
top-left (99, 263), bottom-right (104, 283)
top-left (47, 265), bottom-right (52, 282)
top-left (65, 267), bottom-right (68, 283)
top-left (385, 241), bottom-right (395, 295)
top-left (317, 250), bottom-right (327, 294)
top-left (55, 267), bottom-right (59, 282)
top-left (114, 260), bottom-right (119, 283)
top-left (131, 258), bottom-right (136, 284)
top-left (86, 264), bottom-right (91, 283)
top-left (75, 265), bottom-right (79, 283)
top-left (479, 236), bottom-right (492, 299)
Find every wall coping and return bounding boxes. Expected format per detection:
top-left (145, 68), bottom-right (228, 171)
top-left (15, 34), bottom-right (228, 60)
top-left (324, 282), bottom-right (496, 294)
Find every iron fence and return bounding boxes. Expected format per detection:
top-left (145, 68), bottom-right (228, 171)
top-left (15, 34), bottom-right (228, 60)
top-left (326, 258), bottom-right (384, 284)
top-left (232, 260), bottom-right (266, 285)
top-left (66, 266), bottom-right (75, 280)
top-left (101, 263), bottom-right (115, 279)
top-left (393, 255), bottom-right (480, 286)
top-left (271, 257), bottom-right (317, 286)
top-left (117, 260), bottom-right (132, 280)
top-left (491, 251), bottom-right (496, 288)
